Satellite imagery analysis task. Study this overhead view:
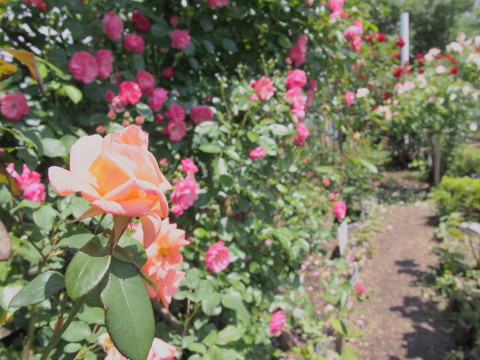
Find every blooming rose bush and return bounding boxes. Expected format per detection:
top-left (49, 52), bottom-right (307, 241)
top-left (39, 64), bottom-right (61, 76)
top-left (0, 0), bottom-right (447, 359)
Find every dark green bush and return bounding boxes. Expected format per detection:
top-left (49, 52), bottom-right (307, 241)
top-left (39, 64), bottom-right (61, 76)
top-left (447, 144), bottom-right (480, 178)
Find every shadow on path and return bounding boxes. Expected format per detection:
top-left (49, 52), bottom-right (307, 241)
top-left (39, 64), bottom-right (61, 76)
top-left (389, 258), bottom-right (454, 359)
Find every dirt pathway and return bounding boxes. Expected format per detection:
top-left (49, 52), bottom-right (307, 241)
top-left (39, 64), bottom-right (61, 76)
top-left (351, 202), bottom-right (454, 359)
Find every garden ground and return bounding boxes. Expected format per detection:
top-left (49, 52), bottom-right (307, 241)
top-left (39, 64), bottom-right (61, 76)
top-left (351, 202), bottom-right (454, 359)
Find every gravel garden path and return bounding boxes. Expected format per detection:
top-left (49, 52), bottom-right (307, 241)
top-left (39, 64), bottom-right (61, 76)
top-left (351, 202), bottom-right (454, 359)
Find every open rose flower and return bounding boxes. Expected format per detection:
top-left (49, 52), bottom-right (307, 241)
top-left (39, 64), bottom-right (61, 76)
top-left (343, 91), bottom-right (355, 107)
top-left (48, 126), bottom-right (172, 248)
top-left (270, 310), bottom-right (286, 335)
top-left (96, 49), bottom-right (114, 79)
top-left (170, 176), bottom-right (199, 216)
top-left (250, 76), bottom-right (275, 101)
top-left (124, 34), bottom-right (145, 53)
top-left (166, 103), bottom-right (185, 122)
top-left (135, 70), bottom-right (156, 92)
top-left (162, 67), bottom-right (175, 79)
top-left (164, 120), bottom-right (187, 142)
top-left (102, 12), bottom-right (124, 40)
top-left (286, 69), bottom-right (307, 89)
top-left (180, 158), bottom-right (198, 175)
top-left (7, 163), bottom-right (45, 203)
top-left (1, 92), bottom-right (29, 121)
top-left (149, 88), bottom-right (168, 112)
top-left (249, 146), bottom-right (266, 160)
top-left (69, 51), bottom-right (99, 84)
top-left (189, 105), bottom-right (214, 124)
top-left (131, 11), bottom-right (152, 32)
top-left (170, 29), bottom-right (191, 50)
top-left (205, 241), bottom-right (230, 273)
top-left (119, 81), bottom-right (142, 105)
top-left (333, 201), bottom-right (347, 220)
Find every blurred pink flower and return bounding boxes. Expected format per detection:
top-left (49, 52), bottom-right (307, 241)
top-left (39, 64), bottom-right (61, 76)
top-left (343, 91), bottom-right (355, 107)
top-left (286, 69), bottom-right (307, 89)
top-left (355, 283), bottom-right (365, 293)
top-left (149, 88), bottom-right (168, 112)
top-left (250, 76), bottom-right (275, 101)
top-left (119, 81), bottom-right (142, 105)
top-left (171, 176), bottom-right (200, 215)
top-left (166, 103), bottom-right (186, 122)
top-left (205, 241), bottom-right (230, 273)
top-left (333, 201), bottom-right (347, 220)
top-left (102, 12), bottom-right (124, 40)
top-left (249, 146), bottom-right (266, 160)
top-left (181, 158), bottom-right (198, 175)
top-left (124, 34), bottom-right (145, 53)
top-left (208, 0), bottom-right (229, 7)
top-left (165, 120), bottom-right (187, 142)
top-left (269, 310), bottom-right (286, 335)
top-left (170, 29), bottom-right (191, 50)
top-left (69, 51), bottom-right (99, 84)
top-left (1, 92), bottom-right (29, 121)
top-left (162, 67), bottom-right (175, 79)
top-left (189, 105), bottom-right (214, 124)
top-left (96, 49), bottom-right (114, 79)
top-left (135, 70), bottom-right (156, 92)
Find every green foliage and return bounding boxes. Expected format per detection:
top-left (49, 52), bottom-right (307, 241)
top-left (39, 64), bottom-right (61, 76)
top-left (446, 144), bottom-right (480, 177)
top-left (431, 176), bottom-right (480, 216)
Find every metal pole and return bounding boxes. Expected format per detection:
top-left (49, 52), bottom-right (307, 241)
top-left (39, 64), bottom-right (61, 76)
top-left (401, 12), bottom-right (409, 65)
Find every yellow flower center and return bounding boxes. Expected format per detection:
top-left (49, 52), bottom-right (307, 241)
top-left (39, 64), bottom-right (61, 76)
top-left (157, 245), bottom-right (168, 258)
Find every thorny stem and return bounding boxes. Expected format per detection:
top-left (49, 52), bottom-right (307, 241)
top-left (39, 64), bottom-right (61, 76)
top-left (39, 296), bottom-right (87, 360)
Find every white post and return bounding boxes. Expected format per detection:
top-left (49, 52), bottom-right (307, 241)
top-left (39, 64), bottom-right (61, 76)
top-left (401, 12), bottom-right (409, 65)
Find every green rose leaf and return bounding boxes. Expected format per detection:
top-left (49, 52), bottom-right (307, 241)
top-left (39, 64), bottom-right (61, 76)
top-left (65, 236), bottom-right (111, 300)
top-left (101, 258), bottom-right (154, 360)
top-left (199, 142), bottom-right (222, 154)
top-left (9, 271), bottom-right (64, 307)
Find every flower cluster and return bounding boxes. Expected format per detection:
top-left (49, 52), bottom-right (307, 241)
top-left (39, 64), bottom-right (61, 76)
top-left (7, 163), bottom-right (46, 203)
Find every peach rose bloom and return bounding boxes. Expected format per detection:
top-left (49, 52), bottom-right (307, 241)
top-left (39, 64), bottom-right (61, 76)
top-left (48, 125), bottom-right (172, 248)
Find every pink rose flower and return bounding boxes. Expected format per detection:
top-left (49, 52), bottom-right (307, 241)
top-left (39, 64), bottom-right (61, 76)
top-left (104, 91), bottom-right (115, 101)
top-left (352, 36), bottom-right (362, 51)
top-left (289, 35), bottom-right (308, 67)
top-left (110, 96), bottom-right (127, 113)
top-left (135, 70), bottom-right (156, 92)
top-left (166, 103), bottom-right (185, 122)
top-left (1, 92), bottom-right (29, 121)
top-left (355, 283), bottom-right (365, 293)
top-left (68, 51), bottom-right (99, 84)
top-left (248, 146), bottom-right (266, 160)
top-left (165, 120), bottom-right (187, 142)
top-left (102, 12), bottom-right (124, 40)
top-left (208, 0), bottom-right (229, 7)
top-left (181, 158), bottom-right (198, 175)
top-left (205, 241), bottom-right (230, 273)
top-left (149, 88), bottom-right (168, 112)
top-left (124, 34), bottom-right (145, 53)
top-left (250, 76), bottom-right (275, 101)
top-left (189, 105), bottom-right (214, 124)
top-left (329, 192), bottom-right (336, 202)
top-left (155, 114), bottom-right (164, 122)
top-left (333, 201), bottom-right (347, 220)
top-left (343, 91), bottom-right (355, 107)
top-left (162, 67), bottom-right (175, 78)
top-left (285, 87), bottom-right (306, 121)
top-left (323, 178), bottom-right (331, 186)
top-left (291, 122), bottom-right (309, 146)
top-left (131, 11), bottom-right (151, 32)
top-left (269, 310), bottom-right (286, 336)
top-left (286, 69), bottom-right (307, 89)
top-left (171, 176), bottom-right (199, 215)
top-left (23, 182), bottom-right (46, 203)
top-left (119, 81), bottom-right (142, 105)
top-left (170, 16), bottom-right (178, 26)
top-left (170, 29), bottom-right (191, 50)
top-left (344, 19), bottom-right (363, 41)
top-left (328, 0), bottom-right (344, 18)
top-left (7, 163), bottom-right (45, 203)
top-left (96, 49), bottom-right (114, 80)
